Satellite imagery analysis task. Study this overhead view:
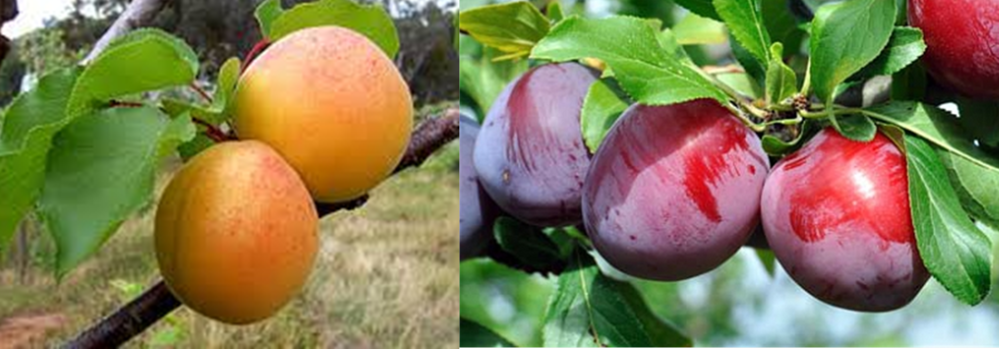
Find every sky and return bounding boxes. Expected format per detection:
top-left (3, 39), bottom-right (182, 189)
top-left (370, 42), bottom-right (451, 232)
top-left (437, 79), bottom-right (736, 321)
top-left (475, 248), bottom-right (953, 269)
top-left (3, 0), bottom-right (75, 39)
top-left (1, 0), bottom-right (452, 39)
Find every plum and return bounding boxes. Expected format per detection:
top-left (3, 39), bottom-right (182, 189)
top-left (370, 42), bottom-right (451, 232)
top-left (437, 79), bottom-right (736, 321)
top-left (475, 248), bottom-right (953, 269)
top-left (474, 63), bottom-right (598, 227)
top-left (460, 115), bottom-right (500, 260)
top-left (583, 99), bottom-right (769, 281)
top-left (908, 0), bottom-right (999, 99)
top-left (761, 128), bottom-right (929, 312)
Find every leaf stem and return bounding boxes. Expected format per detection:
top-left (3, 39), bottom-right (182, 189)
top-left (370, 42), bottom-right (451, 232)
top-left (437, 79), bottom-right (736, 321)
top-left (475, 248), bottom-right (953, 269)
top-left (800, 58), bottom-right (812, 97)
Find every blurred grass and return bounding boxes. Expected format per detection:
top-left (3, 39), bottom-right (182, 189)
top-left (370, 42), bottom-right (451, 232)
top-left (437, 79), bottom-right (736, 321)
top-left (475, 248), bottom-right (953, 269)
top-left (0, 139), bottom-right (459, 348)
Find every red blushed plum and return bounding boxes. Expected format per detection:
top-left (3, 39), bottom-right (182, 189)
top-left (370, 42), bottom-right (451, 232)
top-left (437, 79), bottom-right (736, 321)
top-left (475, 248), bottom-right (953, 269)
top-left (460, 116), bottom-right (500, 260)
top-left (474, 63), bottom-right (598, 227)
top-left (761, 128), bottom-right (929, 312)
top-left (909, 0), bottom-right (999, 99)
top-left (583, 100), bottom-right (769, 281)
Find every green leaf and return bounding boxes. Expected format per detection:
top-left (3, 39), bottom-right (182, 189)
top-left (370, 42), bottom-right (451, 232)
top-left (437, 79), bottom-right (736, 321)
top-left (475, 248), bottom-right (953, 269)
top-left (543, 250), bottom-right (690, 347)
top-left (716, 72), bottom-right (763, 99)
top-left (672, 13), bottom-right (726, 45)
top-left (460, 318), bottom-right (516, 347)
top-left (808, 0), bottom-right (896, 103)
top-left (177, 133), bottom-right (216, 161)
top-left (659, 28), bottom-right (694, 65)
top-left (863, 102), bottom-right (999, 173)
top-left (905, 135), bottom-right (992, 305)
top-left (940, 150), bottom-right (999, 230)
top-left (580, 79), bottom-right (628, 153)
top-left (856, 26), bottom-right (925, 78)
top-left (255, 0), bottom-right (284, 39)
top-left (0, 68), bottom-right (80, 252)
top-left (730, 33), bottom-right (766, 86)
top-left (765, 43), bottom-right (797, 105)
top-left (673, 0), bottom-right (722, 21)
top-left (547, 1), bottom-right (565, 23)
top-left (714, 0), bottom-right (771, 65)
top-left (755, 249), bottom-right (778, 276)
top-left (69, 28), bottom-right (198, 118)
top-left (494, 217), bottom-right (565, 270)
top-left (761, 126), bottom-right (807, 156)
top-left (829, 113), bottom-right (876, 141)
top-left (269, 0), bottom-right (400, 58)
top-left (39, 107), bottom-right (195, 276)
top-left (459, 1), bottom-right (550, 60)
top-left (211, 57), bottom-right (241, 121)
top-left (531, 16), bottom-right (727, 106)
top-left (761, 0), bottom-right (805, 57)
top-left (614, 281), bottom-right (691, 347)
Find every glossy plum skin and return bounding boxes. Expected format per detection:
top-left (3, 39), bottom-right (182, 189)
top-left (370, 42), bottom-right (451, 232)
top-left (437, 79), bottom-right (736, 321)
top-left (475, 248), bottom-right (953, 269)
top-left (583, 100), bottom-right (769, 281)
top-left (460, 116), bottom-right (500, 260)
top-left (908, 0), bottom-right (999, 99)
top-left (474, 63), bottom-right (598, 227)
top-left (761, 128), bottom-right (929, 312)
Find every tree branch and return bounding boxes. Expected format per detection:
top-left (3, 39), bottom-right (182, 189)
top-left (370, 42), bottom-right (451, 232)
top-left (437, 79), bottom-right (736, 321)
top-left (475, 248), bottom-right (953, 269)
top-left (81, 0), bottom-right (170, 64)
top-left (65, 108), bottom-right (460, 348)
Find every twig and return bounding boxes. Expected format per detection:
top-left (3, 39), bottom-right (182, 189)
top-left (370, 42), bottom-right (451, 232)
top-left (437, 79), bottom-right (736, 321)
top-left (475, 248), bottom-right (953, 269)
top-left (64, 108), bottom-right (460, 348)
top-left (81, 0), bottom-right (170, 65)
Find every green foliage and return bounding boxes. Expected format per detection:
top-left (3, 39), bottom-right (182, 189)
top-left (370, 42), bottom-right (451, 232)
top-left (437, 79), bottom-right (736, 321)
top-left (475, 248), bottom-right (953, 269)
top-left (0, 28), bottom-right (199, 276)
top-left (458, 2), bottom-right (551, 60)
top-left (531, 16), bottom-right (727, 106)
top-left (905, 135), bottom-right (992, 305)
top-left (0, 68), bottom-right (81, 256)
top-left (461, 318), bottom-right (516, 347)
top-left (714, 0), bottom-right (771, 67)
top-left (765, 43), bottom-right (797, 105)
top-left (263, 0), bottom-right (400, 58)
top-left (17, 29), bottom-right (80, 77)
top-left (808, 0), bottom-right (895, 103)
top-left (39, 107), bottom-right (194, 277)
top-left (543, 250), bottom-right (690, 347)
top-left (580, 79), bottom-right (628, 153)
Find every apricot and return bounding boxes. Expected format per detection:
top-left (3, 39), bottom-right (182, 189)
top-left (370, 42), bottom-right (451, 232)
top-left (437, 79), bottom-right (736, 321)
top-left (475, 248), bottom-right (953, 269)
top-left (155, 141), bottom-right (318, 324)
top-left (234, 26), bottom-right (413, 203)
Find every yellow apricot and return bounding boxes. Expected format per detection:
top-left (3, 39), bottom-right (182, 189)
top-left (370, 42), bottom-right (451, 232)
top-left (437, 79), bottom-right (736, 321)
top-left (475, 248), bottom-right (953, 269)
top-left (233, 26), bottom-right (413, 203)
top-left (155, 140), bottom-right (318, 324)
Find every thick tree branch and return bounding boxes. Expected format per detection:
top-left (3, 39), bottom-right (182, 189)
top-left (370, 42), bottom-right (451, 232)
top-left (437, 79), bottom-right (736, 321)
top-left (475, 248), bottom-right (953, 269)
top-left (81, 0), bottom-right (170, 64)
top-left (65, 108), bottom-right (460, 348)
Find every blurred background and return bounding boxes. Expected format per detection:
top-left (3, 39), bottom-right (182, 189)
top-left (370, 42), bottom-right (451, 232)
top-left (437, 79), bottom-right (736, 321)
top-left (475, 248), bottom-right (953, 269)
top-left (0, 0), bottom-right (458, 347)
top-left (458, 0), bottom-right (999, 347)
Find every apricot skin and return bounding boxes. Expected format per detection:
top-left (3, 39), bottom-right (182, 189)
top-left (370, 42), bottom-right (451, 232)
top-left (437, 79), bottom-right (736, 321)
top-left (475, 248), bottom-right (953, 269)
top-left (761, 128), bottom-right (929, 312)
top-left (155, 141), bottom-right (318, 324)
top-left (234, 26), bottom-right (413, 203)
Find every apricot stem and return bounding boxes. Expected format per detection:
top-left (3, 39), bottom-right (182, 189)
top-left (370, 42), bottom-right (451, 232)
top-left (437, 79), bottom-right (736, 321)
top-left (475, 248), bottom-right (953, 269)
top-left (189, 83), bottom-right (212, 104)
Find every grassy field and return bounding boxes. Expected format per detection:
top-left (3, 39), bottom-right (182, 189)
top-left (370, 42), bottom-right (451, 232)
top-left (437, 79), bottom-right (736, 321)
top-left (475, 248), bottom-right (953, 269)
top-left (0, 141), bottom-right (459, 348)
